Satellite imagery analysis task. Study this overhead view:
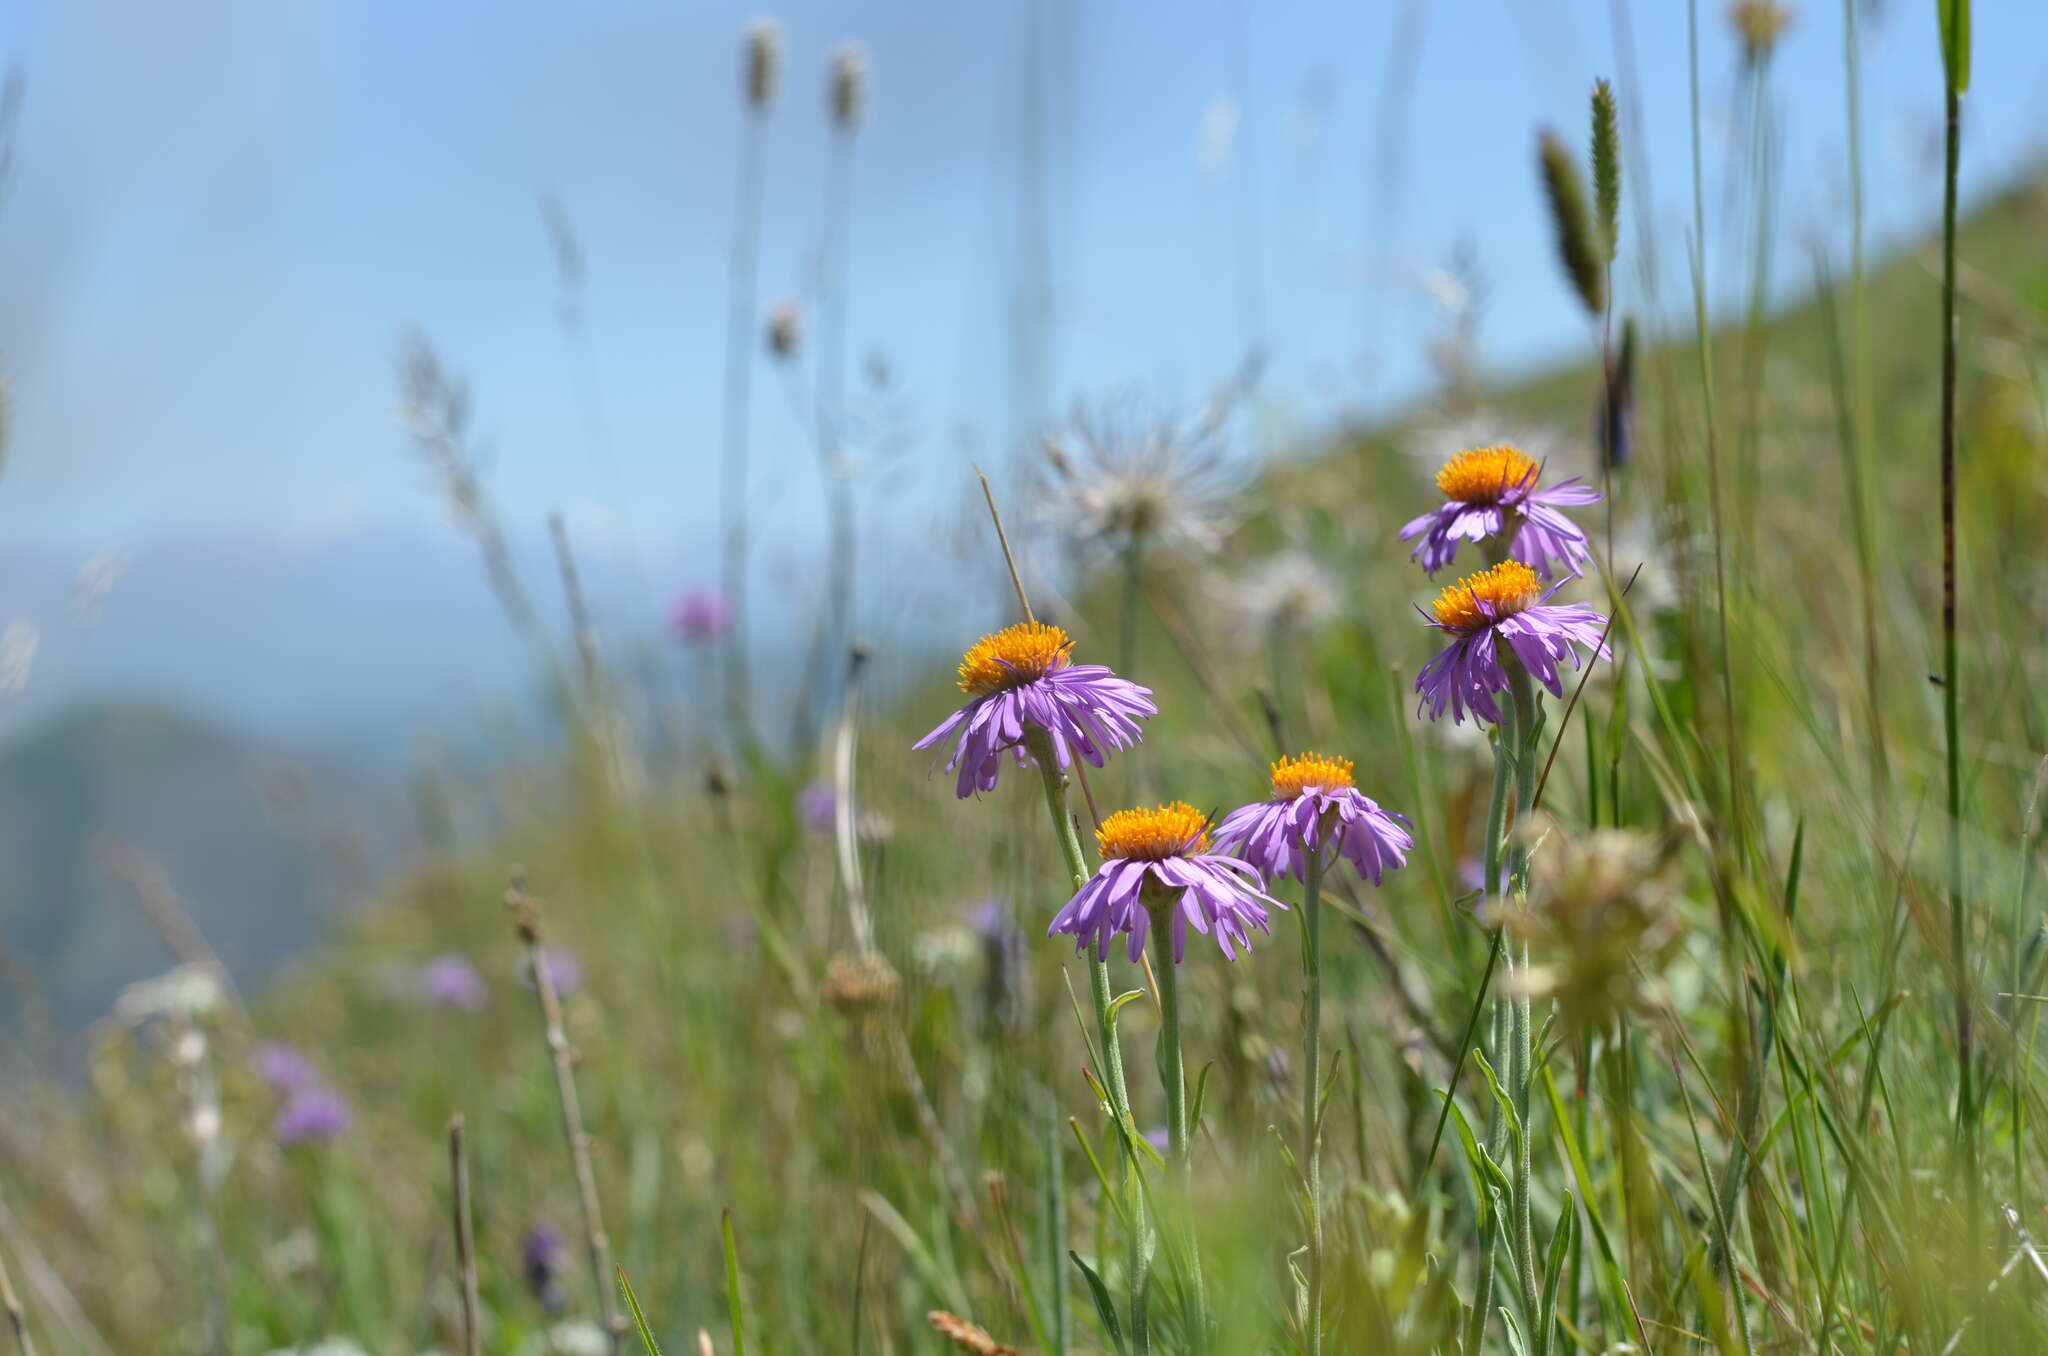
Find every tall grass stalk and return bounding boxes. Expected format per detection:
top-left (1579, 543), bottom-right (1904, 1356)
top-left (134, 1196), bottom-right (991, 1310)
top-left (509, 875), bottom-right (626, 1353)
top-left (448, 1116), bottom-right (482, 1356)
top-left (0, 1247), bottom-right (34, 1356)
top-left (718, 20), bottom-right (779, 752)
top-left (1936, 0), bottom-right (1975, 1217)
top-left (811, 45), bottom-right (867, 729)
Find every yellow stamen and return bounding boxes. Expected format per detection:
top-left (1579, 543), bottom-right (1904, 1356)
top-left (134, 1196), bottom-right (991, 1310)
top-left (1269, 752), bottom-right (1355, 800)
top-left (955, 621), bottom-right (1073, 696)
top-left (1435, 444), bottom-right (1539, 504)
top-left (1096, 801), bottom-right (1210, 861)
top-left (1430, 560), bottom-right (1543, 632)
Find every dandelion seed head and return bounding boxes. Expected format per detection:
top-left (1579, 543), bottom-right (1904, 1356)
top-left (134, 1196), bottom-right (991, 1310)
top-left (1095, 802), bottom-right (1211, 861)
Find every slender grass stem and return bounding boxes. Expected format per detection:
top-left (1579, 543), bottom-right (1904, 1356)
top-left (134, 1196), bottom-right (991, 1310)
top-left (1938, 61), bottom-right (1974, 1219)
top-left (508, 875), bottom-right (625, 1354)
top-left (0, 1246), bottom-right (35, 1356)
top-left (719, 103), bottom-right (768, 751)
top-left (449, 1116), bottom-right (482, 1356)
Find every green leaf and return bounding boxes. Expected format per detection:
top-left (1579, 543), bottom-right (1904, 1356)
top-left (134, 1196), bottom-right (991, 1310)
top-left (722, 1209), bottom-right (748, 1356)
top-left (617, 1266), bottom-right (665, 1355)
top-left (1070, 1250), bottom-right (1130, 1356)
top-left (1535, 1195), bottom-right (1577, 1356)
top-left (1105, 987), bottom-right (1149, 1024)
top-left (1189, 1059), bottom-right (1215, 1139)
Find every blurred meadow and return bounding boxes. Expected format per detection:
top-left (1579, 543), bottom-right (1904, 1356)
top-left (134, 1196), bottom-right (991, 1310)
top-left (3, 1), bottom-right (2048, 1353)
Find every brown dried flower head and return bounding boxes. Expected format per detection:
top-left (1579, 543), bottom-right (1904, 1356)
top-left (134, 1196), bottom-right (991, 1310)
top-left (829, 42), bottom-right (868, 129)
top-left (926, 1311), bottom-right (1018, 1356)
top-left (1729, 1), bottom-right (1793, 65)
top-left (823, 950), bottom-right (900, 1013)
top-left (1495, 815), bottom-right (1689, 1033)
top-left (744, 18), bottom-right (782, 111)
top-left (765, 300), bottom-right (802, 360)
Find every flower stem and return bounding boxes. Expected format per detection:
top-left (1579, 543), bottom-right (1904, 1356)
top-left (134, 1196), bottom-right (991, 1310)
top-left (1149, 920), bottom-right (1208, 1347)
top-left (1301, 828), bottom-right (1328, 1356)
top-left (1505, 664), bottom-right (1543, 1344)
top-left (1458, 714), bottom-right (1516, 1352)
top-left (1028, 731), bottom-right (1147, 1339)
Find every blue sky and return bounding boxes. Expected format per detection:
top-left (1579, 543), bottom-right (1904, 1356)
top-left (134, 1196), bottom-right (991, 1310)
top-left (0, 0), bottom-right (2042, 616)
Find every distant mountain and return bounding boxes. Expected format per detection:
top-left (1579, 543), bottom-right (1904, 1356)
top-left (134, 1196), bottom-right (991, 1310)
top-left (0, 701), bottom-right (410, 1035)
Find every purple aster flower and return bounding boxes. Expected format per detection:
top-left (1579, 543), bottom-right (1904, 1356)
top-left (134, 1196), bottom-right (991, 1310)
top-left (419, 953), bottom-right (487, 1011)
top-left (1048, 802), bottom-right (1283, 963)
top-left (915, 621), bottom-right (1156, 798)
top-left (797, 780), bottom-right (837, 831)
top-left (1215, 753), bottom-right (1413, 884)
top-left (668, 587), bottom-right (731, 644)
top-left (274, 1085), bottom-right (352, 1145)
top-left (968, 895), bottom-right (1029, 1027)
top-left (253, 1041), bottom-right (319, 1094)
top-left (1399, 443), bottom-right (1600, 579)
top-left (522, 1221), bottom-right (569, 1314)
top-left (1415, 561), bottom-right (1611, 726)
top-left (520, 947), bottom-right (584, 997)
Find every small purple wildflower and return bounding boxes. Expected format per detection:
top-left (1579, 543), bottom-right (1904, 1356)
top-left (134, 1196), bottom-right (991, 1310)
top-left (522, 1221), bottom-right (569, 1314)
top-left (916, 621), bottom-right (1155, 798)
top-left (521, 947), bottom-right (584, 997)
top-left (1415, 561), bottom-right (1610, 726)
top-left (1216, 753), bottom-right (1413, 885)
top-left (253, 1041), bottom-right (319, 1095)
top-left (797, 780), bottom-right (837, 831)
top-left (274, 1085), bottom-right (352, 1145)
top-left (969, 896), bottom-right (1029, 1027)
top-left (1048, 802), bottom-right (1283, 964)
top-left (419, 953), bottom-right (487, 1011)
top-left (668, 588), bottom-right (731, 644)
top-left (1399, 443), bottom-right (1600, 580)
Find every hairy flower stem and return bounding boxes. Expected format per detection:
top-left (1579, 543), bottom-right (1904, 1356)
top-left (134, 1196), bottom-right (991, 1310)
top-left (1150, 924), bottom-right (1209, 1346)
top-left (1028, 731), bottom-right (1147, 1338)
top-left (1458, 709), bottom-right (1517, 1350)
top-left (1300, 824), bottom-right (1329, 1356)
top-left (1505, 665), bottom-right (1543, 1344)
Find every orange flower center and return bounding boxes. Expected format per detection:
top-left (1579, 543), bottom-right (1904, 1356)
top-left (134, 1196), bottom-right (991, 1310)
top-left (1435, 444), bottom-right (1539, 505)
top-left (1430, 560), bottom-right (1543, 632)
top-left (1269, 752), bottom-right (1355, 800)
top-left (955, 621), bottom-right (1073, 696)
top-left (1096, 801), bottom-right (1210, 861)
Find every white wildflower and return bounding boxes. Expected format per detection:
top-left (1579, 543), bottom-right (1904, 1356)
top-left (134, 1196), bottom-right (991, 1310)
top-left (1040, 398), bottom-right (1241, 563)
top-left (113, 964), bottom-right (225, 1026)
top-left (1221, 551), bottom-right (1341, 638)
top-left (0, 620), bottom-right (35, 697)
